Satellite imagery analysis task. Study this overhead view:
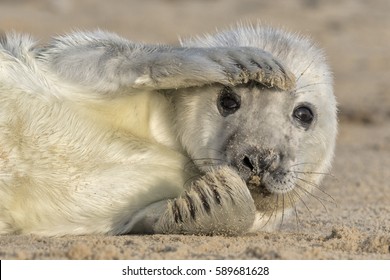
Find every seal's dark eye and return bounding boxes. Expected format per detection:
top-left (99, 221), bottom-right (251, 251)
top-left (217, 87), bottom-right (241, 117)
top-left (293, 105), bottom-right (314, 127)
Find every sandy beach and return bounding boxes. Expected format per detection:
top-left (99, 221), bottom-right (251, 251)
top-left (0, 0), bottom-right (389, 259)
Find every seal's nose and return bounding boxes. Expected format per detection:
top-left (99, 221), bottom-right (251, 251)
top-left (241, 148), bottom-right (282, 174)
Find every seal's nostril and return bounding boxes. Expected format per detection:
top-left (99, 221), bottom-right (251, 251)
top-left (242, 156), bottom-right (254, 171)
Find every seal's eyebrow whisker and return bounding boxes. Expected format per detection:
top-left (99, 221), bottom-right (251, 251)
top-left (291, 89), bottom-right (317, 95)
top-left (292, 82), bottom-right (332, 93)
top-left (295, 55), bottom-right (317, 84)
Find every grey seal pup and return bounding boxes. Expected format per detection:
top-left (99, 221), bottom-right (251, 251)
top-left (0, 24), bottom-right (336, 235)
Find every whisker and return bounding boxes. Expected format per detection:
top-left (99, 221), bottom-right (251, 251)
top-left (287, 162), bottom-right (317, 168)
top-left (260, 195), bottom-right (279, 230)
top-left (295, 183), bottom-right (329, 213)
top-left (291, 189), bottom-right (318, 223)
top-left (287, 191), bottom-right (300, 230)
top-left (274, 194), bottom-right (279, 222)
top-left (279, 194), bottom-right (285, 230)
top-left (293, 82), bottom-right (331, 92)
top-left (292, 89), bottom-right (318, 95)
top-left (290, 170), bottom-right (335, 178)
top-left (293, 176), bottom-right (336, 204)
top-left (256, 196), bottom-right (275, 222)
top-left (295, 56), bottom-right (317, 84)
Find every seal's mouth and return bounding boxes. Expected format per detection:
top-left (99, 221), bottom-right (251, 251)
top-left (246, 173), bottom-right (296, 213)
top-left (247, 175), bottom-right (272, 197)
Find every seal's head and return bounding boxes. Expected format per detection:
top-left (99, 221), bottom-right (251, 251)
top-left (175, 25), bottom-right (337, 230)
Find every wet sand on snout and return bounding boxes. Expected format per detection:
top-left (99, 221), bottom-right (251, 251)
top-left (0, 0), bottom-right (389, 259)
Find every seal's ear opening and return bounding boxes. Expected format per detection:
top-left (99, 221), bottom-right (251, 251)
top-left (217, 86), bottom-right (241, 117)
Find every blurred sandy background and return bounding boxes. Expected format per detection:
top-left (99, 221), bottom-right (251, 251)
top-left (0, 0), bottom-right (389, 259)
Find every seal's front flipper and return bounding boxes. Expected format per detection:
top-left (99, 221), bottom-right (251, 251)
top-left (145, 167), bottom-right (256, 235)
top-left (37, 31), bottom-right (295, 96)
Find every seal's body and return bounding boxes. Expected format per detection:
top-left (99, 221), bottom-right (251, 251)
top-left (0, 25), bottom-right (336, 236)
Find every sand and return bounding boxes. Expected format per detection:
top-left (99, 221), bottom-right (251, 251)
top-left (0, 0), bottom-right (389, 260)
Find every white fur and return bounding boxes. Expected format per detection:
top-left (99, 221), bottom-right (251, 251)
top-left (0, 25), bottom-right (336, 235)
top-left (0, 43), bottom-right (187, 234)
